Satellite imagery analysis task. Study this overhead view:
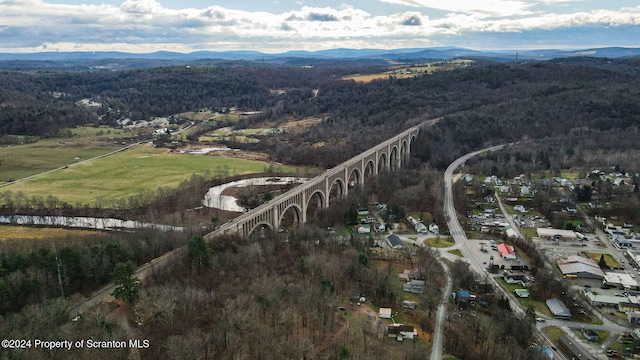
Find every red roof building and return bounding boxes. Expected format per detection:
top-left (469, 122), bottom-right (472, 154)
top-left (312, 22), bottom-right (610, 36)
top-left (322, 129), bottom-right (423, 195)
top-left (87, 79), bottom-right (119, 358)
top-left (497, 243), bottom-right (516, 260)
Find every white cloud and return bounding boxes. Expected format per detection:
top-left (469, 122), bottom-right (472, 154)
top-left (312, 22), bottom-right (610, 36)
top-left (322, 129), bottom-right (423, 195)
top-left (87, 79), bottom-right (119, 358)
top-left (379, 0), bottom-right (533, 17)
top-left (0, 1), bottom-right (638, 52)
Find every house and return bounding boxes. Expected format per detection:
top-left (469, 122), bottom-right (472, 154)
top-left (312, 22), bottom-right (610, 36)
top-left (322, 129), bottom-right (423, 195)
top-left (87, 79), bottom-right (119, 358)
top-left (403, 300), bottom-right (417, 309)
top-left (514, 205), bottom-right (526, 213)
top-left (520, 185), bottom-right (531, 195)
top-left (514, 289), bottom-right (530, 298)
top-left (546, 298), bottom-right (572, 319)
top-left (582, 329), bottom-right (599, 342)
top-left (379, 308), bottom-right (392, 319)
top-left (403, 280), bottom-right (426, 294)
top-left (386, 234), bottom-right (404, 249)
top-left (497, 243), bottom-right (516, 260)
top-left (357, 224), bottom-right (371, 234)
top-left (503, 272), bottom-right (527, 285)
top-left (387, 324), bottom-right (417, 340)
top-left (398, 269), bottom-right (419, 281)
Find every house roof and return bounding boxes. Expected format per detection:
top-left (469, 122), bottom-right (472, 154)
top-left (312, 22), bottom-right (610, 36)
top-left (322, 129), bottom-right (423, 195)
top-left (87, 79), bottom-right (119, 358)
top-left (497, 243), bottom-right (515, 258)
top-left (537, 228), bottom-right (577, 238)
top-left (557, 256), bottom-right (605, 279)
top-left (546, 298), bottom-right (571, 318)
top-left (379, 308), bottom-right (392, 317)
top-left (387, 234), bottom-right (404, 248)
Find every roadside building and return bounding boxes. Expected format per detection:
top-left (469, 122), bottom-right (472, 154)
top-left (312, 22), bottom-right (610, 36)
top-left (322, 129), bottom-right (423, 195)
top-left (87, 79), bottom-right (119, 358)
top-left (497, 243), bottom-right (516, 260)
top-left (558, 335), bottom-right (596, 360)
top-left (604, 272), bottom-right (639, 290)
top-left (585, 292), bottom-right (628, 307)
top-left (537, 228), bottom-right (577, 241)
top-left (557, 256), bottom-right (605, 280)
top-left (619, 302), bottom-right (640, 313)
top-left (546, 298), bottom-right (572, 319)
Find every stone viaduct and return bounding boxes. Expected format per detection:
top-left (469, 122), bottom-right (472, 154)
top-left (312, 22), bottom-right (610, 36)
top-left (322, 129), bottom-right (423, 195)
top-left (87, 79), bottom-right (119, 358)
top-left (204, 124), bottom-right (421, 241)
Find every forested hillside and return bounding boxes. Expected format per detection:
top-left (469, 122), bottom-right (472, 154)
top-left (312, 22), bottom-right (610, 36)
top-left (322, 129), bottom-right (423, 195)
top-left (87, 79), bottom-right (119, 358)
top-left (4, 58), bottom-right (640, 169)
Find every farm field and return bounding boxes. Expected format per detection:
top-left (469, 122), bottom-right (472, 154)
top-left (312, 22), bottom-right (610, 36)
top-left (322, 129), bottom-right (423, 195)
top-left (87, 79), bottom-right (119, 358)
top-left (3, 143), bottom-right (298, 205)
top-left (342, 60), bottom-right (473, 82)
top-left (0, 127), bottom-right (134, 182)
top-left (0, 225), bottom-right (99, 241)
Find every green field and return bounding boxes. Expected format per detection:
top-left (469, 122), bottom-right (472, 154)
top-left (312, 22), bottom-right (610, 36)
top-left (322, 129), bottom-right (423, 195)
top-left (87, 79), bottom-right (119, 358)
top-left (2, 144), bottom-right (297, 205)
top-left (0, 127), bottom-right (132, 182)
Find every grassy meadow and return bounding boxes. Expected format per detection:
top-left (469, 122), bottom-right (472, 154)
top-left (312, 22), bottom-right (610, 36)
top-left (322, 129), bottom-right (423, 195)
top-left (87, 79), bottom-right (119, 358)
top-left (2, 143), bottom-right (298, 205)
top-left (0, 127), bottom-right (132, 182)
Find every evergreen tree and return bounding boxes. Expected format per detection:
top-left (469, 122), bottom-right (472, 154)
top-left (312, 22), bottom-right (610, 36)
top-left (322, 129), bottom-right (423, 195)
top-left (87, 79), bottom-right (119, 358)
top-left (111, 261), bottom-right (140, 305)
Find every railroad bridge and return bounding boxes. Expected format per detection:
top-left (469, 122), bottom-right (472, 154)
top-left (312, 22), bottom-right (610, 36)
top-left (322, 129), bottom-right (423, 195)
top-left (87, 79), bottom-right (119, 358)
top-left (204, 124), bottom-right (421, 240)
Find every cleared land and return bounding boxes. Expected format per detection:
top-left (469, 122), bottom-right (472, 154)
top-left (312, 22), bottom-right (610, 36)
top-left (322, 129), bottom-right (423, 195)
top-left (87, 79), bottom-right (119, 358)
top-left (0, 127), bottom-right (133, 182)
top-left (2, 143), bottom-right (298, 205)
top-left (0, 225), bottom-right (99, 241)
top-left (342, 60), bottom-right (473, 83)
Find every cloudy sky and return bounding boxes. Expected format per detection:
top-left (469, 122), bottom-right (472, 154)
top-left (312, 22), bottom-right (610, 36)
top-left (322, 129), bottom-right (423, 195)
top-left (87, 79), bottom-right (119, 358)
top-left (1, 0), bottom-right (639, 53)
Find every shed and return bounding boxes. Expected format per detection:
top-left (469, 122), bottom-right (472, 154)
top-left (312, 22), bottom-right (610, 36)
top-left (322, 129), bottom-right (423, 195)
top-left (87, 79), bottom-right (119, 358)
top-left (379, 308), bottom-right (392, 319)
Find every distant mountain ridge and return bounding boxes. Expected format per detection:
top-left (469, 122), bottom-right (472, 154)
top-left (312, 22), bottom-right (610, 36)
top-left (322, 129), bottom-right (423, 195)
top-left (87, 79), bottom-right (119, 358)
top-left (0, 46), bottom-right (639, 62)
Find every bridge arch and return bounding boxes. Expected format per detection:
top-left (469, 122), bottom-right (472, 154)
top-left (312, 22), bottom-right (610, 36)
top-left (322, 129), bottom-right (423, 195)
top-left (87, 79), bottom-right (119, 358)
top-left (247, 222), bottom-right (274, 239)
top-left (400, 140), bottom-right (409, 166)
top-left (329, 178), bottom-right (346, 200)
top-left (364, 159), bottom-right (376, 181)
top-left (348, 168), bottom-right (361, 189)
top-left (305, 190), bottom-right (325, 221)
top-left (390, 146), bottom-right (399, 171)
top-left (279, 203), bottom-right (302, 230)
top-left (378, 153), bottom-right (388, 173)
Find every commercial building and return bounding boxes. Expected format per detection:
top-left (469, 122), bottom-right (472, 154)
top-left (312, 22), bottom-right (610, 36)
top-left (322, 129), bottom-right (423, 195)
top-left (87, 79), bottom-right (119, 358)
top-left (557, 256), bottom-right (605, 279)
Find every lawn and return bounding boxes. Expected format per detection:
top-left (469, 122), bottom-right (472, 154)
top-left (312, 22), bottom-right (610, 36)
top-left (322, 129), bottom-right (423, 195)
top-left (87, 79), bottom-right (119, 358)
top-left (498, 278), bottom-right (551, 316)
top-left (0, 127), bottom-right (132, 182)
top-left (587, 252), bottom-right (620, 269)
top-left (542, 326), bottom-right (565, 344)
top-left (423, 236), bottom-right (454, 248)
top-left (448, 249), bottom-right (463, 257)
top-left (3, 143), bottom-right (298, 205)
